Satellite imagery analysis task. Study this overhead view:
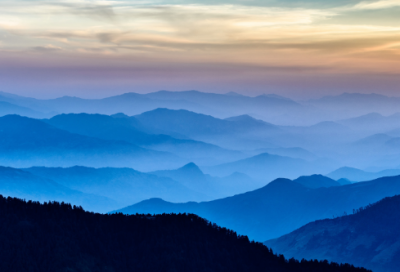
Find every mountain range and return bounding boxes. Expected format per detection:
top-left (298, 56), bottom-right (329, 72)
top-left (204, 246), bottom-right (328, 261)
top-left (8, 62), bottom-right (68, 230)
top-left (205, 152), bottom-right (334, 180)
top-left (24, 166), bottom-right (206, 208)
top-left (265, 194), bottom-right (400, 272)
top-left (115, 175), bottom-right (400, 241)
top-left (0, 115), bottom-right (185, 171)
top-left (3, 91), bottom-right (400, 126)
top-left (150, 162), bottom-right (262, 198)
top-left (24, 163), bottom-right (262, 208)
top-left (0, 166), bottom-right (116, 212)
top-left (44, 113), bottom-right (246, 165)
top-left (328, 167), bottom-right (400, 182)
top-left (0, 90), bottom-right (304, 125)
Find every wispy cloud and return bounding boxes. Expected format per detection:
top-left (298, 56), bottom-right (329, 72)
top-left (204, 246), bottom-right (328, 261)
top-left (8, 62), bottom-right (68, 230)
top-left (0, 0), bottom-right (399, 97)
top-left (353, 0), bottom-right (400, 10)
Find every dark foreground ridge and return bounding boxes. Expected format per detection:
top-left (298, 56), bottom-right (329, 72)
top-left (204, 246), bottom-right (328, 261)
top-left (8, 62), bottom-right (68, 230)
top-left (0, 195), bottom-right (370, 272)
top-left (265, 194), bottom-right (400, 272)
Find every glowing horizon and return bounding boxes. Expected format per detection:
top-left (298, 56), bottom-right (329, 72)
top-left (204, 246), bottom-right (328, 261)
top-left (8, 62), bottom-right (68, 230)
top-left (1, 0), bottom-right (399, 98)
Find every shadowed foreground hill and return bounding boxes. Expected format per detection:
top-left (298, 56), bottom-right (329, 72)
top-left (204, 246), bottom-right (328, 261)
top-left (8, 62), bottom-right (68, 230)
top-left (0, 196), bottom-right (369, 272)
top-left (265, 195), bottom-right (400, 272)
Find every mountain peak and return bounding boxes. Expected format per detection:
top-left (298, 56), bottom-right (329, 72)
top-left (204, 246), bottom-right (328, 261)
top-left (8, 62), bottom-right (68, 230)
top-left (111, 113), bottom-right (129, 119)
top-left (293, 174), bottom-right (340, 189)
top-left (265, 178), bottom-right (302, 190)
top-left (225, 114), bottom-right (255, 122)
top-left (178, 162), bottom-right (203, 175)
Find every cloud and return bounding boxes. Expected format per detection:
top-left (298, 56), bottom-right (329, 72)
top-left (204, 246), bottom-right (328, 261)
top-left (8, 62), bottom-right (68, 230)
top-left (32, 44), bottom-right (63, 52)
top-left (353, 0), bottom-right (400, 10)
top-left (0, 0), bottom-right (399, 96)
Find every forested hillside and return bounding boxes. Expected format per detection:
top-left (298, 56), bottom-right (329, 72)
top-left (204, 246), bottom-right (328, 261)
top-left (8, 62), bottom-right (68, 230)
top-left (0, 195), bottom-right (369, 272)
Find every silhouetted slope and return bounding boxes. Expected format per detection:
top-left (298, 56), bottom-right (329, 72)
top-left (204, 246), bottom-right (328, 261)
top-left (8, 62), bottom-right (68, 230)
top-left (0, 166), bottom-right (116, 212)
top-left (264, 195), bottom-right (400, 272)
top-left (293, 175), bottom-right (340, 189)
top-left (0, 115), bottom-right (184, 170)
top-left (0, 196), bottom-right (369, 272)
top-left (117, 175), bottom-right (400, 241)
top-left (45, 113), bottom-right (245, 165)
top-left (24, 166), bottom-right (206, 205)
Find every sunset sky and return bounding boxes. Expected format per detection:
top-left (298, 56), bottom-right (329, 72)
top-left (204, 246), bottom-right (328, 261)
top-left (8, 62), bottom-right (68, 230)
top-left (1, 0), bottom-right (399, 98)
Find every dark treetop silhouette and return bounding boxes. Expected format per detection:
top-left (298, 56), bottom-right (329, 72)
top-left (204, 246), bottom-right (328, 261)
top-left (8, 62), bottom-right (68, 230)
top-left (0, 195), bottom-right (369, 272)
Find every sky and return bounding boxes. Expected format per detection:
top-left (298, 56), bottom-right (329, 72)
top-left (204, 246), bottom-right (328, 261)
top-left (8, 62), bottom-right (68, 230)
top-left (0, 0), bottom-right (399, 98)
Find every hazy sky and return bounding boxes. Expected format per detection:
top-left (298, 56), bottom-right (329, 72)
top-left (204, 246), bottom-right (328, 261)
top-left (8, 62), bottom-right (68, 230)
top-left (1, 0), bottom-right (399, 98)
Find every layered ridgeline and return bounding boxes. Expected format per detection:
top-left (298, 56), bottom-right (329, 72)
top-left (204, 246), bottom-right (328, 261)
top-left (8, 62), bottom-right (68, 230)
top-left (0, 166), bottom-right (116, 212)
top-left (0, 195), bottom-right (370, 272)
top-left (328, 167), bottom-right (400, 182)
top-left (265, 195), bottom-right (400, 272)
top-left (3, 90), bottom-right (400, 126)
top-left (344, 133), bottom-right (400, 168)
top-left (0, 115), bottom-right (186, 171)
top-left (44, 113), bottom-right (247, 166)
top-left (21, 166), bottom-right (202, 212)
top-left (116, 175), bottom-right (400, 241)
top-left (0, 163), bottom-right (260, 213)
top-left (0, 90), bottom-right (305, 125)
top-left (148, 162), bottom-right (262, 198)
top-left (44, 112), bottom-right (337, 180)
top-left (23, 163), bottom-right (262, 210)
top-left (205, 153), bottom-right (333, 180)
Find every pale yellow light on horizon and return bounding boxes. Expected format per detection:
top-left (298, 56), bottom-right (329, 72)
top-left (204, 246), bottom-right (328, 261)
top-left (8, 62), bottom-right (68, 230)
top-left (0, 0), bottom-right (399, 77)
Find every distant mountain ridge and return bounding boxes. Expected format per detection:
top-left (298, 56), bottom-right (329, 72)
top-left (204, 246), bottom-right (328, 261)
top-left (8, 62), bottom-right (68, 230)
top-left (44, 113), bottom-right (246, 166)
top-left (0, 90), bottom-right (305, 125)
top-left (0, 115), bottom-right (186, 171)
top-left (150, 162), bottom-right (263, 198)
top-left (0, 166), bottom-right (116, 212)
top-left (2, 91), bottom-right (400, 126)
top-left (24, 165), bottom-right (207, 208)
top-left (205, 152), bottom-right (333, 180)
top-left (328, 167), bottom-right (400, 182)
top-left (115, 175), bottom-right (400, 241)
